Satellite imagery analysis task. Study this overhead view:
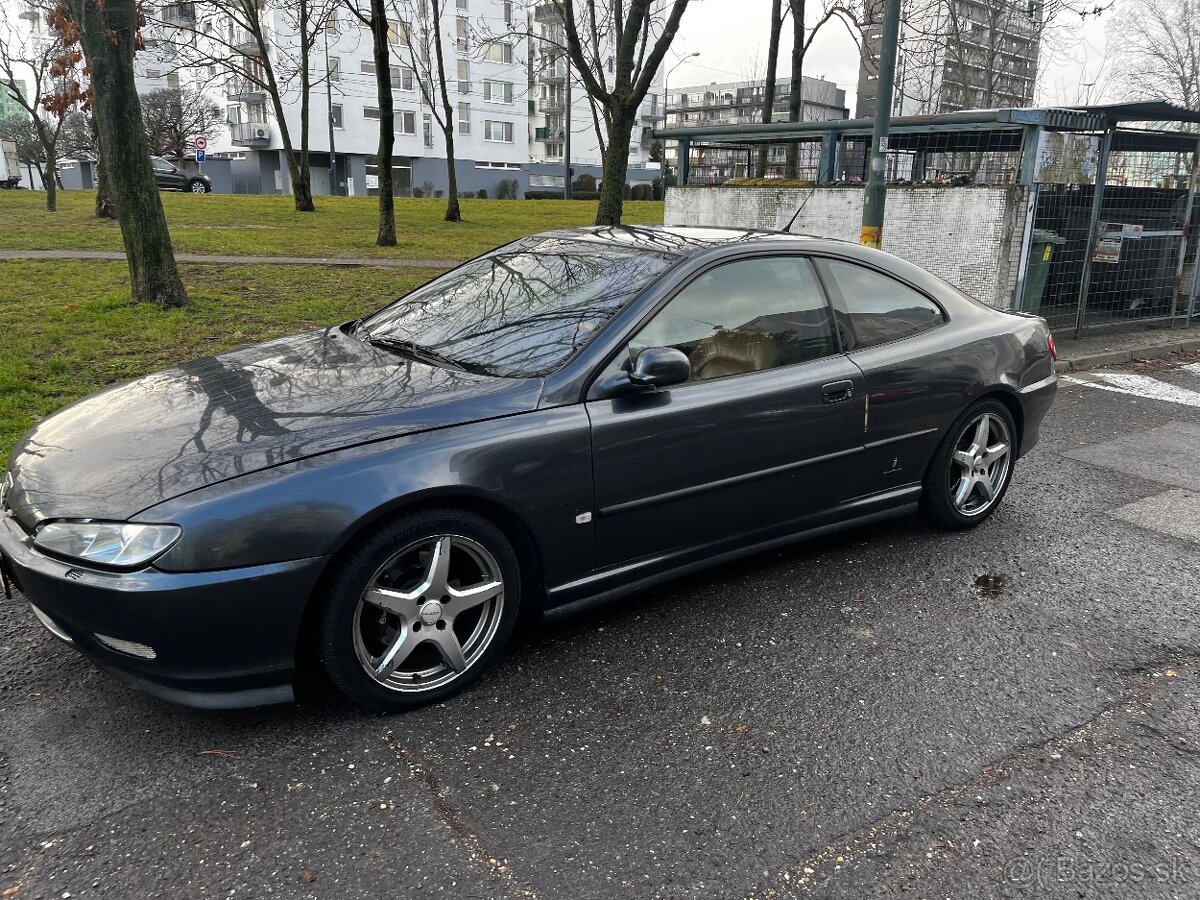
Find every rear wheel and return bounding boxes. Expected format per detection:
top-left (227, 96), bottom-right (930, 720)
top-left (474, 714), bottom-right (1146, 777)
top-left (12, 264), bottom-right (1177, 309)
top-left (318, 509), bottom-right (521, 712)
top-left (921, 399), bottom-right (1016, 530)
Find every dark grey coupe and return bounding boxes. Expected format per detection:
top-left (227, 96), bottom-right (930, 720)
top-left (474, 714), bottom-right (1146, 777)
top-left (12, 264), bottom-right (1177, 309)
top-left (0, 226), bottom-right (1057, 711)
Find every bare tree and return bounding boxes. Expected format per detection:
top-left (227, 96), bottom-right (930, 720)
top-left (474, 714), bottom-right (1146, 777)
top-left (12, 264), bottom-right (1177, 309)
top-left (57, 0), bottom-right (189, 307)
top-left (343, 0), bottom-right (398, 244)
top-left (756, 0), bottom-right (784, 177)
top-left (165, 0), bottom-right (337, 211)
top-left (0, 7), bottom-right (77, 210)
top-left (398, 0), bottom-right (462, 221)
top-left (1109, 0), bottom-right (1199, 110)
top-left (141, 86), bottom-right (222, 157)
top-left (555, 0), bottom-right (691, 225)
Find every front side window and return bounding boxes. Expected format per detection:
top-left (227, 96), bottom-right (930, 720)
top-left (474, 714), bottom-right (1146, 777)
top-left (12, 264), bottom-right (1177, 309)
top-left (630, 256), bottom-right (839, 381)
top-left (819, 260), bottom-right (944, 350)
top-left (360, 237), bottom-right (673, 377)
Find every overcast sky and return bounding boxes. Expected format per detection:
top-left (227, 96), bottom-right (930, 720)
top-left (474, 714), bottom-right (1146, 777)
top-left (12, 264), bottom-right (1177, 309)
top-left (669, 0), bottom-right (1115, 112)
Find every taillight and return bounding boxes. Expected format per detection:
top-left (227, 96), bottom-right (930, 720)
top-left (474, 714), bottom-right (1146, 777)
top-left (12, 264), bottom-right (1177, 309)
top-left (1047, 333), bottom-right (1057, 361)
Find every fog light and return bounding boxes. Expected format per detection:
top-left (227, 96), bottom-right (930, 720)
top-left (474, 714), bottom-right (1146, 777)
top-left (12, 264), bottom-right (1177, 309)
top-left (94, 633), bottom-right (157, 660)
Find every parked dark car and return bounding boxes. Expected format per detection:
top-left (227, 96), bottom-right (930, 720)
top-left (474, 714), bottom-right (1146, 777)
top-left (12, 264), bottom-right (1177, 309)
top-left (151, 155), bottom-right (211, 193)
top-left (0, 227), bottom-right (1057, 712)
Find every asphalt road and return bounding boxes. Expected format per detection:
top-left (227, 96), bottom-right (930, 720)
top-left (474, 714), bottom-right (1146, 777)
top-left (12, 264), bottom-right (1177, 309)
top-left (4, 352), bottom-right (1200, 900)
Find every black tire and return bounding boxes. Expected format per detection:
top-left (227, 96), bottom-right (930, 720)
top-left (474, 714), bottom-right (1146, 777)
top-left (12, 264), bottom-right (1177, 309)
top-left (318, 508), bottom-right (522, 712)
top-left (921, 398), bottom-right (1017, 531)
top-left (188, 179), bottom-right (209, 193)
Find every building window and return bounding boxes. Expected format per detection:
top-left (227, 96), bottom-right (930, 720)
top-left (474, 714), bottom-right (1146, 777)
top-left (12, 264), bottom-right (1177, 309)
top-left (458, 102), bottom-right (470, 134)
top-left (457, 59), bottom-right (470, 94)
top-left (328, 56), bottom-right (340, 81)
top-left (330, 103), bottom-right (343, 128)
top-left (545, 143), bottom-right (563, 158)
top-left (398, 110), bottom-right (416, 134)
top-left (484, 119), bottom-right (513, 142)
top-left (324, 11), bottom-right (338, 33)
top-left (483, 80), bottom-right (512, 103)
top-left (391, 65), bottom-right (414, 91)
top-left (246, 102), bottom-right (267, 123)
top-left (456, 17), bottom-right (469, 52)
top-left (485, 42), bottom-right (512, 63)
top-left (387, 19), bottom-right (407, 44)
top-left (226, 104), bottom-right (243, 125)
top-left (360, 59), bottom-right (376, 75)
top-left (166, 72), bottom-right (180, 90)
top-left (423, 113), bottom-right (433, 147)
top-left (504, 0), bottom-right (513, 23)
top-left (456, 0), bottom-right (467, 8)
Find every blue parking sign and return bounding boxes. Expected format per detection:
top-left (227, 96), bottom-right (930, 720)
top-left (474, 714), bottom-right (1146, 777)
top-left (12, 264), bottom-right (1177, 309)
top-left (196, 149), bottom-right (206, 162)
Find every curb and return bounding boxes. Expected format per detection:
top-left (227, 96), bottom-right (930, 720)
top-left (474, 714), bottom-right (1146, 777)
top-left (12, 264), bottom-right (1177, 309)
top-left (1054, 337), bottom-right (1200, 373)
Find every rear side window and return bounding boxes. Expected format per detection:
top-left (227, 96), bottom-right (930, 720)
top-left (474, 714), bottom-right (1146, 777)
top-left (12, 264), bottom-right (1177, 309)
top-left (820, 260), bottom-right (944, 351)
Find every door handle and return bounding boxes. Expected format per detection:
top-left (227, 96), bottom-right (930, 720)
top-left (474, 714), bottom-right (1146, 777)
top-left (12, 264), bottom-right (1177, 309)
top-left (822, 380), bottom-right (854, 404)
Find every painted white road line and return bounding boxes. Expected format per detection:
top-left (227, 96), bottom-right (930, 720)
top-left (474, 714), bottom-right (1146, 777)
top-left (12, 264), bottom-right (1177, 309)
top-left (1064, 371), bottom-right (1200, 409)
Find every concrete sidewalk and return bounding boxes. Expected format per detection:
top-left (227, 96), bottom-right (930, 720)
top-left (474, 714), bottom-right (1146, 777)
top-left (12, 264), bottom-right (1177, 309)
top-left (1054, 322), bottom-right (1200, 372)
top-left (0, 249), bottom-right (460, 269)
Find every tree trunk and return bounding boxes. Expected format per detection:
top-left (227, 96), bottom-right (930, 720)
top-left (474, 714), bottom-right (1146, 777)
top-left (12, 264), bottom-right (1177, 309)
top-left (596, 107), bottom-right (636, 226)
top-left (372, 0), bottom-right (396, 245)
top-left (757, 0), bottom-right (784, 178)
top-left (442, 129), bottom-right (461, 221)
top-left (93, 119), bottom-right (118, 218)
top-left (68, 0), bottom-right (188, 308)
top-left (785, 0), bottom-right (804, 178)
top-left (41, 138), bottom-right (57, 212)
top-left (296, 1), bottom-right (315, 212)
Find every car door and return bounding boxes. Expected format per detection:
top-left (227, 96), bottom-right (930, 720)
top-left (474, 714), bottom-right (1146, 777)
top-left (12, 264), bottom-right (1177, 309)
top-left (815, 257), bottom-right (963, 500)
top-left (585, 254), bottom-right (866, 570)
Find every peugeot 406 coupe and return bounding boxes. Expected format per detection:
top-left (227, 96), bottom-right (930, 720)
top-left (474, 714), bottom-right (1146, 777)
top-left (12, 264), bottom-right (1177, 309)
top-left (0, 226), bottom-right (1057, 711)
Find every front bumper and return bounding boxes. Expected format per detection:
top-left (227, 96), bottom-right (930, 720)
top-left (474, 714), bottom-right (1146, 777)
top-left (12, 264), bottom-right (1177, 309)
top-left (1, 513), bottom-right (326, 709)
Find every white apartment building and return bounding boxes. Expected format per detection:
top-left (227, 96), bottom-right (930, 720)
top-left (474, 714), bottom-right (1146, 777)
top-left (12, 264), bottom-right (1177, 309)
top-left (524, 1), bottom-right (662, 193)
top-left (128, 0), bottom-right (662, 196)
top-left (855, 0), bottom-right (1041, 118)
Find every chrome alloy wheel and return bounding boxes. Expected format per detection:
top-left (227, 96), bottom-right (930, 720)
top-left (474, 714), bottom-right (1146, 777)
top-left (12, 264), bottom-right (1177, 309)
top-left (352, 534), bottom-right (504, 693)
top-left (190, 181), bottom-right (207, 193)
top-left (948, 412), bottom-right (1012, 517)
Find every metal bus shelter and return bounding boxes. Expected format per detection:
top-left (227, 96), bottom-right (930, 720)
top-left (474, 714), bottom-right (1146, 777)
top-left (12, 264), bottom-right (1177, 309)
top-left (656, 102), bottom-right (1200, 338)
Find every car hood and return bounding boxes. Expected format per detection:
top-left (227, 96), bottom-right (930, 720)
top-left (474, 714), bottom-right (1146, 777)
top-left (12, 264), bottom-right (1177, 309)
top-left (6, 327), bottom-right (542, 526)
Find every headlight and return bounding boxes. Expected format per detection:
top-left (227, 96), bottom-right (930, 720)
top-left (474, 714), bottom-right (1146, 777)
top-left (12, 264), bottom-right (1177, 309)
top-left (34, 522), bottom-right (182, 568)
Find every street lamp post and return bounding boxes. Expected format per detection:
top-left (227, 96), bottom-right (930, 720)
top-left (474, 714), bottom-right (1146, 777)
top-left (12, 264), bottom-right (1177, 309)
top-left (664, 52), bottom-right (699, 181)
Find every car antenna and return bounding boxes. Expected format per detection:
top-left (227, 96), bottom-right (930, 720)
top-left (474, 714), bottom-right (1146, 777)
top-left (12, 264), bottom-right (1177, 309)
top-left (782, 185), bottom-right (818, 233)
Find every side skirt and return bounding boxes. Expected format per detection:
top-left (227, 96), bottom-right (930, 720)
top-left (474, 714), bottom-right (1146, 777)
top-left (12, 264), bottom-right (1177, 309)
top-left (543, 486), bottom-right (921, 624)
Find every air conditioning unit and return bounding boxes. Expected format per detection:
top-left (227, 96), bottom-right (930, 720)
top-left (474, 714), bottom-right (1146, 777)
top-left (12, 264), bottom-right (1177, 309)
top-left (255, 127), bottom-right (267, 139)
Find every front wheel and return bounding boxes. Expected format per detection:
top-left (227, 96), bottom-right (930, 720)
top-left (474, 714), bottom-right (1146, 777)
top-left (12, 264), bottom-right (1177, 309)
top-left (921, 399), bottom-right (1016, 530)
top-left (318, 509), bottom-right (522, 712)
top-left (188, 179), bottom-right (209, 193)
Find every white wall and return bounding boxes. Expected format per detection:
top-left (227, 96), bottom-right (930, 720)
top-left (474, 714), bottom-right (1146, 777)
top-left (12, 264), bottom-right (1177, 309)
top-left (664, 184), bottom-right (1031, 309)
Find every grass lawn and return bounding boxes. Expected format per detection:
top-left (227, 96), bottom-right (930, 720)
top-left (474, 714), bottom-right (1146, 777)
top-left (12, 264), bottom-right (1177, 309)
top-left (0, 260), bottom-right (435, 467)
top-left (0, 190), bottom-right (665, 260)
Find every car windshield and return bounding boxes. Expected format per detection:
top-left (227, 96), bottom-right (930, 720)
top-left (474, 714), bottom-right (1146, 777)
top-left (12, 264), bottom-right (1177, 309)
top-left (358, 236), bottom-right (675, 377)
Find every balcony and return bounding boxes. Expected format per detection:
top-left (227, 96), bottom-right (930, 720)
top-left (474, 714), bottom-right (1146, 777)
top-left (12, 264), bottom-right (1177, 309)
top-left (229, 121), bottom-right (271, 145)
top-left (535, 126), bottom-right (564, 141)
top-left (231, 29), bottom-right (264, 56)
top-left (160, 2), bottom-right (196, 23)
top-left (538, 99), bottom-right (563, 114)
top-left (533, 3), bottom-right (561, 22)
top-left (227, 78), bottom-right (266, 101)
top-left (17, 2), bottom-right (38, 19)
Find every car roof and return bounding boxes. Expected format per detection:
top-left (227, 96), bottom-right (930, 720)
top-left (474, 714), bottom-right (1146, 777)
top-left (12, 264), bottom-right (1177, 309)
top-left (532, 224), bottom-right (835, 257)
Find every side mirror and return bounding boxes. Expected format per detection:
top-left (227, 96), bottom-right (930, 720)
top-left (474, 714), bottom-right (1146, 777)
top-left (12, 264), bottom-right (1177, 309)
top-left (595, 347), bottom-right (691, 399)
top-left (630, 346), bottom-right (691, 388)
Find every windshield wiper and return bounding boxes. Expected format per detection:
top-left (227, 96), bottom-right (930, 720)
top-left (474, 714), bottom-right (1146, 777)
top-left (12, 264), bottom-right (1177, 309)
top-left (364, 334), bottom-right (494, 376)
